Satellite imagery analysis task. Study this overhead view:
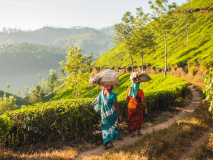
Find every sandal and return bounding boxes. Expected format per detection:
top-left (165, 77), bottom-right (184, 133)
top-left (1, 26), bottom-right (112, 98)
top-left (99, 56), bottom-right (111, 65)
top-left (103, 142), bottom-right (114, 150)
top-left (103, 142), bottom-right (109, 150)
top-left (107, 144), bottom-right (114, 149)
top-left (103, 146), bottom-right (108, 150)
top-left (131, 133), bottom-right (135, 137)
top-left (118, 137), bottom-right (124, 141)
top-left (137, 132), bottom-right (143, 136)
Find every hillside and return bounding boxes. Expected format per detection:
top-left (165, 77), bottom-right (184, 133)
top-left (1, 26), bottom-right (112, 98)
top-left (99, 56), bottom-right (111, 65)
top-left (92, 0), bottom-right (213, 70)
top-left (0, 26), bottom-right (115, 57)
top-left (0, 89), bottom-right (26, 106)
top-left (0, 43), bottom-right (66, 94)
top-left (0, 43), bottom-right (66, 74)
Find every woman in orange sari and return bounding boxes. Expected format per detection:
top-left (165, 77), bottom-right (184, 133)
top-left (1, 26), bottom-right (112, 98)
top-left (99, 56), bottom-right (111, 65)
top-left (126, 83), bottom-right (148, 137)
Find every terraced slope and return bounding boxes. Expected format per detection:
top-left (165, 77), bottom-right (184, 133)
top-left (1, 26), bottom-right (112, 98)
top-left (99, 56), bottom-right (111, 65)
top-left (52, 74), bottom-right (187, 100)
top-left (92, 0), bottom-right (213, 70)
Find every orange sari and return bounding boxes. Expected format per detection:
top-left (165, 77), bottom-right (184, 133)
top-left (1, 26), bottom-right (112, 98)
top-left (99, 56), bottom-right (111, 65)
top-left (126, 89), bottom-right (144, 131)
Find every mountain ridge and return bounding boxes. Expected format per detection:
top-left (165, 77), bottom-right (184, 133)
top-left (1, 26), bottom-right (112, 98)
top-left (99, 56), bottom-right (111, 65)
top-left (0, 26), bottom-right (115, 57)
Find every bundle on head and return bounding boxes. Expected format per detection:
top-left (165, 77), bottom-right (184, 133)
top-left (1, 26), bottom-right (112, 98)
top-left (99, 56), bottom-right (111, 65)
top-left (130, 71), bottom-right (151, 83)
top-left (89, 69), bottom-right (119, 86)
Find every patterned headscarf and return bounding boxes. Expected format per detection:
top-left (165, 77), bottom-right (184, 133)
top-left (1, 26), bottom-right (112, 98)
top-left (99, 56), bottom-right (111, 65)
top-left (128, 83), bottom-right (140, 98)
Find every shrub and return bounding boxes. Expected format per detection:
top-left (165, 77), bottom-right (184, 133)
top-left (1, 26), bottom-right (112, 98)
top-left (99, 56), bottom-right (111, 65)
top-left (203, 67), bottom-right (213, 116)
top-left (0, 99), bottom-right (99, 147)
top-left (0, 74), bottom-right (188, 147)
top-left (0, 94), bottom-right (18, 115)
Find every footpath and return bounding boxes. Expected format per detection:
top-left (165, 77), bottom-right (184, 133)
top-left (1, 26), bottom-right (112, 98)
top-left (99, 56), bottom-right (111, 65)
top-left (75, 85), bottom-right (212, 160)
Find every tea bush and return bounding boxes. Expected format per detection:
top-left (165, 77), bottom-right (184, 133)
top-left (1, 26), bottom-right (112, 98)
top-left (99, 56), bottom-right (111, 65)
top-left (0, 99), bottom-right (99, 147)
top-left (0, 74), bottom-right (188, 147)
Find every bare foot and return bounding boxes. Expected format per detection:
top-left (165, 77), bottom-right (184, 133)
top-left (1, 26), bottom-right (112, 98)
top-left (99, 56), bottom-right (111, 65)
top-left (131, 132), bottom-right (135, 137)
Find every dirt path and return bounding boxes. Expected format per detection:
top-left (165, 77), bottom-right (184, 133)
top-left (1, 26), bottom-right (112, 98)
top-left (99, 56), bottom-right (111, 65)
top-left (75, 85), bottom-right (204, 160)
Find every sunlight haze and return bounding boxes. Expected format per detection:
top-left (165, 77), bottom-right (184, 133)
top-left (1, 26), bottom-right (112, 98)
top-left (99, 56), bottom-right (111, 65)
top-left (0, 0), bottom-right (187, 31)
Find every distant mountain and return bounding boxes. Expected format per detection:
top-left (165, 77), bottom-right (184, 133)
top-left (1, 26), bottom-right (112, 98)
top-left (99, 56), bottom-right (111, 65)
top-left (0, 43), bottom-right (66, 94)
top-left (0, 26), bottom-right (115, 94)
top-left (0, 89), bottom-right (26, 106)
top-left (0, 43), bottom-right (66, 74)
top-left (0, 26), bottom-right (115, 57)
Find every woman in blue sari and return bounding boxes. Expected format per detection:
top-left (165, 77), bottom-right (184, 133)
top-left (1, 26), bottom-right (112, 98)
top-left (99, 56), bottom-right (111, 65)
top-left (98, 85), bottom-right (122, 150)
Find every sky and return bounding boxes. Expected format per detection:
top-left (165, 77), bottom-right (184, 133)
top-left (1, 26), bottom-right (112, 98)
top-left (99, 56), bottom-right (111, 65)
top-left (0, 0), bottom-right (187, 31)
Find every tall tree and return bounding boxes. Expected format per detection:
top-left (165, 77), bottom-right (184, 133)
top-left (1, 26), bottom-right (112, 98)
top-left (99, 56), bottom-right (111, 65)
top-left (30, 85), bottom-right (45, 104)
top-left (114, 12), bottom-right (135, 72)
top-left (24, 86), bottom-right (29, 94)
top-left (132, 7), bottom-right (155, 72)
top-left (180, 0), bottom-right (194, 46)
top-left (58, 65), bottom-right (65, 78)
top-left (37, 73), bottom-right (42, 80)
top-left (16, 89), bottom-right (21, 96)
top-left (0, 94), bottom-right (17, 115)
top-left (23, 86), bottom-right (30, 104)
top-left (60, 46), bottom-right (92, 98)
top-left (149, 0), bottom-right (177, 77)
top-left (47, 69), bottom-right (59, 93)
top-left (6, 83), bottom-right (10, 92)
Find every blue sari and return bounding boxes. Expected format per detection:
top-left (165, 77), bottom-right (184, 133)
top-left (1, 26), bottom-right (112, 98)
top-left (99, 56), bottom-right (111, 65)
top-left (98, 91), bottom-right (119, 147)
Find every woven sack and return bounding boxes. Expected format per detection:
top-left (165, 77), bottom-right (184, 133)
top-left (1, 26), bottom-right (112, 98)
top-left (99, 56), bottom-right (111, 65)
top-left (130, 71), bottom-right (151, 83)
top-left (89, 69), bottom-right (119, 86)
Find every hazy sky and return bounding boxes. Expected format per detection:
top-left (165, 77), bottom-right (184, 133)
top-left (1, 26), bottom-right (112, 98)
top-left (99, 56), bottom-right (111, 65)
top-left (0, 0), bottom-right (187, 31)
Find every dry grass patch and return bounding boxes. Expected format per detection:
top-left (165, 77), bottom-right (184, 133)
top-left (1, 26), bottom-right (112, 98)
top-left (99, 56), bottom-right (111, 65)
top-left (17, 146), bottom-right (78, 160)
top-left (190, 134), bottom-right (213, 160)
top-left (0, 140), bottom-right (100, 160)
top-left (0, 145), bottom-right (78, 160)
top-left (168, 67), bottom-right (206, 89)
top-left (89, 151), bottom-right (148, 160)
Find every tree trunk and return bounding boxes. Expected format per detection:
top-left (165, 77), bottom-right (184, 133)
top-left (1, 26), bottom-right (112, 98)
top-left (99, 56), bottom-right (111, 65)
top-left (186, 20), bottom-right (188, 46)
top-left (141, 50), bottom-right (144, 72)
top-left (164, 29), bottom-right (167, 77)
top-left (75, 73), bottom-right (78, 99)
top-left (191, 0), bottom-right (192, 11)
top-left (130, 54), bottom-right (134, 72)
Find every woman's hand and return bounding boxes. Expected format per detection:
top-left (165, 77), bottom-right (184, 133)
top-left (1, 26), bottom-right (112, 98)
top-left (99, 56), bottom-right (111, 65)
top-left (145, 108), bottom-right (148, 114)
top-left (119, 116), bottom-right (123, 122)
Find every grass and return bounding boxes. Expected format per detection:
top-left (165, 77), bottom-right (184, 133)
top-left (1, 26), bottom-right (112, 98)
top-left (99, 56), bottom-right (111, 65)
top-left (0, 145), bottom-right (78, 160)
top-left (0, 139), bottom-right (99, 160)
top-left (190, 134), bottom-right (213, 159)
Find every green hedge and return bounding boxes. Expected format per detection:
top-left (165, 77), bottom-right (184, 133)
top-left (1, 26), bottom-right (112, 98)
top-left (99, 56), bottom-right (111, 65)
top-left (0, 99), bottom-right (99, 147)
top-left (0, 77), bottom-right (188, 147)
